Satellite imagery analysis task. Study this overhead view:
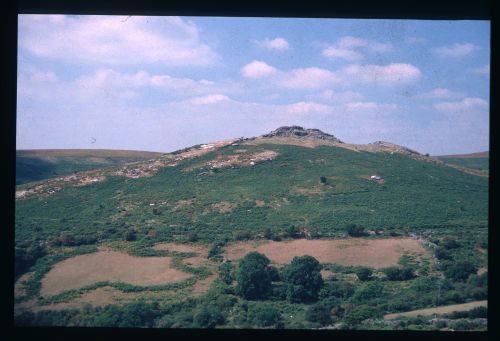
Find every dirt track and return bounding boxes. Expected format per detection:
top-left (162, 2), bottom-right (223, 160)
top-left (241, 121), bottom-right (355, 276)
top-left (384, 300), bottom-right (487, 319)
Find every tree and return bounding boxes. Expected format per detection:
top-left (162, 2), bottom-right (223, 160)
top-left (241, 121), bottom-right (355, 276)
top-left (444, 261), bottom-right (477, 282)
top-left (320, 176), bottom-right (328, 184)
top-left (187, 231), bottom-right (199, 242)
top-left (345, 224), bottom-right (367, 237)
top-left (355, 267), bottom-right (373, 281)
top-left (236, 252), bottom-right (273, 299)
top-left (282, 255), bottom-right (324, 303)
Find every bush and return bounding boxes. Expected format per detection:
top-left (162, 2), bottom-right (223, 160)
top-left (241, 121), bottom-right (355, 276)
top-left (193, 304), bottom-right (225, 328)
top-left (343, 305), bottom-right (381, 326)
top-left (442, 237), bottom-right (460, 249)
top-left (319, 281), bottom-right (355, 300)
top-left (345, 224), bottom-right (367, 237)
top-left (320, 176), bottom-right (328, 184)
top-left (187, 232), bottom-right (199, 242)
top-left (355, 267), bottom-right (373, 281)
top-left (58, 231), bottom-right (76, 246)
top-left (306, 303), bottom-right (332, 326)
top-left (15, 243), bottom-right (47, 277)
top-left (236, 252), bottom-right (273, 300)
top-left (352, 281), bottom-right (386, 302)
top-left (444, 261), bottom-right (477, 282)
top-left (208, 244), bottom-right (223, 260)
top-left (435, 247), bottom-right (452, 260)
top-left (219, 262), bottom-right (234, 285)
top-left (124, 230), bottom-right (136, 242)
top-left (383, 267), bottom-right (415, 281)
top-left (285, 225), bottom-right (304, 239)
top-left (247, 302), bottom-right (282, 327)
top-left (282, 255), bottom-right (324, 303)
top-left (234, 230), bottom-right (251, 241)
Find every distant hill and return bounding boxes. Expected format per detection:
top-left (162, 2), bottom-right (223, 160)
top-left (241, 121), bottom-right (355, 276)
top-left (436, 151), bottom-right (489, 172)
top-left (16, 149), bottom-right (164, 185)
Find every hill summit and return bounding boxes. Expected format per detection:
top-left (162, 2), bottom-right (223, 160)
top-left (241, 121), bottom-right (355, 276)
top-left (261, 126), bottom-right (343, 143)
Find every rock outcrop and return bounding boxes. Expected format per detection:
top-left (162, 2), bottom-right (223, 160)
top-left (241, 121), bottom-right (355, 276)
top-left (262, 126), bottom-right (343, 143)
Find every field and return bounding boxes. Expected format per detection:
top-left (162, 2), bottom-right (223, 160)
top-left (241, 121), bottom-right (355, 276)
top-left (40, 251), bottom-right (192, 296)
top-left (225, 238), bottom-right (427, 268)
top-left (437, 151), bottom-right (489, 171)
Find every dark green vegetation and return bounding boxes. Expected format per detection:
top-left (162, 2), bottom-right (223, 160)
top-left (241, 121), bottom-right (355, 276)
top-left (15, 139), bottom-right (488, 329)
top-left (16, 149), bottom-right (163, 185)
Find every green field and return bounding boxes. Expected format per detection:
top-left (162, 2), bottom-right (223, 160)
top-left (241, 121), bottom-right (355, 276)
top-left (14, 140), bottom-right (488, 330)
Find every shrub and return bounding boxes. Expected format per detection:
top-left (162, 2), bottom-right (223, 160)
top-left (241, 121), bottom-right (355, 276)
top-left (124, 230), bottom-right (136, 242)
top-left (187, 232), bottom-right (199, 242)
top-left (343, 305), bottom-right (381, 326)
top-left (352, 281), bottom-right (386, 302)
top-left (383, 267), bottom-right (415, 281)
top-left (208, 244), bottom-right (223, 260)
top-left (219, 262), bottom-right (234, 285)
top-left (306, 303), bottom-right (332, 326)
top-left (282, 255), bottom-right (324, 303)
top-left (442, 237), bottom-right (460, 249)
top-left (193, 304), bottom-right (225, 328)
top-left (15, 243), bottom-right (47, 277)
top-left (234, 230), bottom-right (251, 241)
top-left (267, 266), bottom-right (281, 282)
top-left (58, 231), bottom-right (76, 246)
top-left (355, 267), bottom-right (373, 281)
top-left (444, 261), bottom-right (477, 282)
top-left (236, 252), bottom-right (273, 300)
top-left (247, 302), bottom-right (282, 327)
top-left (435, 247), bottom-right (452, 260)
top-left (319, 281), bottom-right (355, 300)
top-left (345, 224), bottom-right (367, 237)
top-left (152, 207), bottom-right (162, 215)
top-left (320, 176), bottom-right (328, 184)
top-left (285, 225), bottom-right (304, 239)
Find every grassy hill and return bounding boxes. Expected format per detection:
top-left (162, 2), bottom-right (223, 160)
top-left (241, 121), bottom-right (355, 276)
top-left (14, 128), bottom-right (488, 330)
top-left (16, 149), bottom-right (164, 185)
top-left (436, 151), bottom-right (489, 171)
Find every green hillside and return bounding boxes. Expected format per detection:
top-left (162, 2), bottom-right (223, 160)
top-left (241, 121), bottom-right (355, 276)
top-left (14, 131), bottom-right (488, 330)
top-left (437, 152), bottom-right (489, 171)
top-left (16, 149), bottom-right (164, 185)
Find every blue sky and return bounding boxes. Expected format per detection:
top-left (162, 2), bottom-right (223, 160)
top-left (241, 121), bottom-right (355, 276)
top-left (17, 15), bottom-right (490, 155)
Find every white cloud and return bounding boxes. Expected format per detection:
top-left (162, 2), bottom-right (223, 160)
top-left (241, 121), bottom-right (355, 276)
top-left (322, 47), bottom-right (363, 61)
top-left (285, 101), bottom-right (333, 115)
top-left (322, 36), bottom-right (392, 61)
top-left (29, 70), bottom-right (58, 83)
top-left (418, 88), bottom-right (465, 99)
top-left (344, 102), bottom-right (399, 114)
top-left (257, 37), bottom-right (290, 50)
top-left (432, 43), bottom-right (477, 58)
top-left (470, 64), bottom-right (490, 77)
top-left (18, 15), bottom-right (218, 66)
top-left (308, 90), bottom-right (363, 103)
top-left (279, 67), bottom-right (341, 89)
top-left (341, 63), bottom-right (422, 84)
top-left (433, 97), bottom-right (489, 114)
top-left (338, 36), bottom-right (367, 48)
top-left (187, 94), bottom-right (230, 105)
top-left (241, 60), bottom-right (277, 78)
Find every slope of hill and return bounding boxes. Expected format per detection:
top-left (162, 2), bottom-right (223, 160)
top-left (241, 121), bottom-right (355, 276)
top-left (437, 151), bottom-right (489, 172)
top-left (16, 149), bottom-right (164, 185)
top-left (14, 127), bottom-right (488, 330)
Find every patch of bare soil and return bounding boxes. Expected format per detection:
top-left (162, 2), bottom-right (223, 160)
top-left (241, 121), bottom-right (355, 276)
top-left (320, 270), bottom-right (334, 280)
top-left (212, 201), bottom-right (237, 214)
top-left (40, 251), bottom-right (193, 297)
top-left (477, 267), bottom-right (488, 275)
top-left (243, 137), bottom-right (341, 149)
top-left (204, 150), bottom-right (279, 170)
top-left (384, 300), bottom-right (488, 319)
top-left (225, 238), bottom-right (427, 268)
top-left (293, 185), bottom-right (326, 195)
top-left (255, 200), bottom-right (266, 207)
top-left (172, 199), bottom-right (195, 211)
top-left (192, 275), bottom-right (217, 295)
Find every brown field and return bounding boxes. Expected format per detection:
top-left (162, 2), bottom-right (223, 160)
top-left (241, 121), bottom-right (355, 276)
top-left (224, 238), bottom-right (427, 268)
top-left (192, 275), bottom-right (218, 295)
top-left (14, 272), bottom-right (34, 298)
top-left (212, 201), bottom-right (237, 214)
top-left (384, 300), bottom-right (487, 319)
top-left (40, 251), bottom-right (192, 296)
